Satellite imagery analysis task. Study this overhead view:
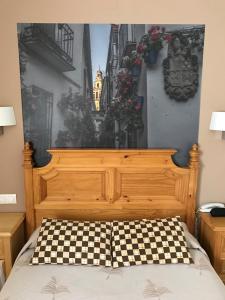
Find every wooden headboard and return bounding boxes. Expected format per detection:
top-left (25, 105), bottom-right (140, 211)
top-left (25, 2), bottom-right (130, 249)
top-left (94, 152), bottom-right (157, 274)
top-left (23, 143), bottom-right (199, 237)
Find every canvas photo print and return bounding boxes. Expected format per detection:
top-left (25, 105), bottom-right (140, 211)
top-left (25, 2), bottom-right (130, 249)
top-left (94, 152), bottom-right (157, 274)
top-left (17, 23), bottom-right (205, 166)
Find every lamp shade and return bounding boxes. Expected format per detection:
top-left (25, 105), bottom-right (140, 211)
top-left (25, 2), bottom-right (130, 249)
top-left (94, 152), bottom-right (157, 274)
top-left (210, 112), bottom-right (225, 131)
top-left (0, 107), bottom-right (16, 126)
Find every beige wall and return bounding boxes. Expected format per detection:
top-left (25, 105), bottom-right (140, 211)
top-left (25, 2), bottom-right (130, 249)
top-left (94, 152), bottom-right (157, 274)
top-left (1, 0), bottom-right (225, 212)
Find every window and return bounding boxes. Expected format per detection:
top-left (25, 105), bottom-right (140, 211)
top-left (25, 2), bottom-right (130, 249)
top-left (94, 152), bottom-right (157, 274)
top-left (22, 85), bottom-right (53, 166)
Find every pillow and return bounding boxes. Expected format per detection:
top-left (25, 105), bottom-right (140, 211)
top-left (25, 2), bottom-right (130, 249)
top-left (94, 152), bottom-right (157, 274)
top-left (111, 217), bottom-right (193, 268)
top-left (30, 218), bottom-right (111, 267)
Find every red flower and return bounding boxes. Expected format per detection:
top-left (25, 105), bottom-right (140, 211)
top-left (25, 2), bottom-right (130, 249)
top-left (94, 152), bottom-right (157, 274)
top-left (149, 26), bottom-right (159, 35)
top-left (137, 43), bottom-right (144, 53)
top-left (151, 32), bottom-right (159, 41)
top-left (134, 58), bottom-right (142, 65)
top-left (164, 34), bottom-right (172, 42)
top-left (148, 25), bottom-right (156, 34)
top-left (135, 103), bottom-right (141, 110)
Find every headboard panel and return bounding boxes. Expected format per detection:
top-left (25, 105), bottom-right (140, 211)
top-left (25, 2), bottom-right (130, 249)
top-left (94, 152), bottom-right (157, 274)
top-left (23, 144), bottom-right (199, 237)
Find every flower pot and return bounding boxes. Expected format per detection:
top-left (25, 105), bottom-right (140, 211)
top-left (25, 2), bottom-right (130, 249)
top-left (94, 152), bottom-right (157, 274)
top-left (144, 49), bottom-right (159, 66)
top-left (131, 65), bottom-right (141, 77)
top-left (135, 96), bottom-right (144, 110)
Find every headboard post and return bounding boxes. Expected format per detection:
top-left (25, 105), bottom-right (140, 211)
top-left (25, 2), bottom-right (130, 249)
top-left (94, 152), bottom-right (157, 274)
top-left (23, 142), bottom-right (35, 238)
top-left (187, 144), bottom-right (200, 234)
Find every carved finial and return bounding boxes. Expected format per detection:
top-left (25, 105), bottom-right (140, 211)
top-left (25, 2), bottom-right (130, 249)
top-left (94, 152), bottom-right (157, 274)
top-left (23, 142), bottom-right (33, 168)
top-left (24, 142), bottom-right (31, 151)
top-left (189, 144), bottom-right (199, 168)
top-left (191, 144), bottom-right (198, 152)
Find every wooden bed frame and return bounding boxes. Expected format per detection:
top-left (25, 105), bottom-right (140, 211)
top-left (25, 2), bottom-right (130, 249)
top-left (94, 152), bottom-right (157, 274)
top-left (23, 143), bottom-right (199, 238)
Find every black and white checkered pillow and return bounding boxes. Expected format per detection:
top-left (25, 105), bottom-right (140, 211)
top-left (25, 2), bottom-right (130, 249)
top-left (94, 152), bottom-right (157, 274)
top-left (31, 218), bottom-right (111, 267)
top-left (111, 217), bottom-right (193, 268)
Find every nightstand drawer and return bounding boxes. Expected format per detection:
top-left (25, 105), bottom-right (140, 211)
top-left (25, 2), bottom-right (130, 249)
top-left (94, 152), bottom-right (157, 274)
top-left (221, 234), bottom-right (225, 258)
top-left (0, 213), bottom-right (25, 278)
top-left (0, 239), bottom-right (4, 258)
top-left (200, 213), bottom-right (225, 283)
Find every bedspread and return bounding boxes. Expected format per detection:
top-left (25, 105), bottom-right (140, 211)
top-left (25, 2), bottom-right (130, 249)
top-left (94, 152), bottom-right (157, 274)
top-left (0, 243), bottom-right (225, 300)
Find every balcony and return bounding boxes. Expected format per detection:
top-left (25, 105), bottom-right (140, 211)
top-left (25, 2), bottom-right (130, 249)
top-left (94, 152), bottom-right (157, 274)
top-left (119, 25), bottom-right (136, 67)
top-left (20, 24), bottom-right (75, 72)
top-left (120, 41), bottom-right (137, 67)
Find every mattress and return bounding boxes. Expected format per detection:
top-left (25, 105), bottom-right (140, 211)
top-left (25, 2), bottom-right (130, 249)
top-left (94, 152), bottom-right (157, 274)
top-left (0, 227), bottom-right (225, 300)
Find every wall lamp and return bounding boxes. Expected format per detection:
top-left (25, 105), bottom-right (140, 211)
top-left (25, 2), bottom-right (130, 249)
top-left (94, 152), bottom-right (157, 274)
top-left (0, 106), bottom-right (16, 135)
top-left (210, 112), bottom-right (225, 139)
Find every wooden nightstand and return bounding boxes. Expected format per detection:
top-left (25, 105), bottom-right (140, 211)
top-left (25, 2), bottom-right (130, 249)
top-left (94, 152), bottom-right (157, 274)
top-left (200, 213), bottom-right (225, 283)
top-left (0, 213), bottom-right (25, 279)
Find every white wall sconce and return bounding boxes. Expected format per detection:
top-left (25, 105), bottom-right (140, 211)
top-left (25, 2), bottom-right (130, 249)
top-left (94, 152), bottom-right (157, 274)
top-left (210, 112), bottom-right (225, 139)
top-left (0, 106), bottom-right (16, 135)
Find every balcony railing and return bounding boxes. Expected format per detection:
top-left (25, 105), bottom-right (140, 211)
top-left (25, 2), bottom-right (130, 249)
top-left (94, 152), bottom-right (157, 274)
top-left (20, 23), bottom-right (75, 72)
top-left (119, 25), bottom-right (136, 67)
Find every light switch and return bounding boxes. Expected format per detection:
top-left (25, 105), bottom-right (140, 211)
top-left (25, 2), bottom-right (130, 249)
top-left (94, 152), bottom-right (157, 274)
top-left (0, 194), bottom-right (17, 204)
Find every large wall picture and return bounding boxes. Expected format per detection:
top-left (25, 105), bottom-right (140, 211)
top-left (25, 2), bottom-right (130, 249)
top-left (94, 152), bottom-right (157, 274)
top-left (17, 24), bottom-right (205, 167)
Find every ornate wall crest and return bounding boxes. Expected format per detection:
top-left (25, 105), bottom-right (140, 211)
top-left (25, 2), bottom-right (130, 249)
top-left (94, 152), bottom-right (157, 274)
top-left (163, 31), bottom-right (201, 101)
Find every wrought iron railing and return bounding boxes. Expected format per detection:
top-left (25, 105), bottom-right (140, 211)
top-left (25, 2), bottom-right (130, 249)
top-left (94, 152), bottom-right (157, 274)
top-left (118, 24), bottom-right (136, 66)
top-left (22, 23), bottom-right (74, 66)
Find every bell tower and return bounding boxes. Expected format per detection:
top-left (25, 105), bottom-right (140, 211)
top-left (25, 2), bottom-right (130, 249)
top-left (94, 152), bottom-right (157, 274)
top-left (93, 68), bottom-right (103, 111)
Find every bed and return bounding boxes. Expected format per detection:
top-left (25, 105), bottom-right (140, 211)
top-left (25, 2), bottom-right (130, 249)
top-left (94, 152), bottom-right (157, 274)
top-left (0, 143), bottom-right (225, 299)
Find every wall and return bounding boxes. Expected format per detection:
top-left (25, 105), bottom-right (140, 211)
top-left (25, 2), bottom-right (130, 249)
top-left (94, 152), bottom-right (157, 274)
top-left (0, 0), bottom-right (225, 212)
top-left (146, 25), bottom-right (203, 166)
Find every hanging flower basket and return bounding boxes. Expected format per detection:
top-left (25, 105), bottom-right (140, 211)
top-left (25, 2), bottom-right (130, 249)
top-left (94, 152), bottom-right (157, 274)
top-left (137, 25), bottom-right (172, 68)
top-left (122, 51), bottom-right (142, 78)
top-left (143, 49), bottom-right (159, 66)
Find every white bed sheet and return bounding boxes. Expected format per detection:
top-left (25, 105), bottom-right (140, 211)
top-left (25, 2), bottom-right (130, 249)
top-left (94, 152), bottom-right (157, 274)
top-left (0, 227), bottom-right (225, 300)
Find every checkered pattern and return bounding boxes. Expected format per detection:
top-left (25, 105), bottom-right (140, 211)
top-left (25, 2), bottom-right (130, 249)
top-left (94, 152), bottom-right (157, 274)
top-left (31, 218), bottom-right (111, 267)
top-left (111, 217), bottom-right (193, 268)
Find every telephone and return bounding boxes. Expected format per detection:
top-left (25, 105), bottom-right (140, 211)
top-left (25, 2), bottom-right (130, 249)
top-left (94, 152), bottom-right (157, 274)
top-left (198, 202), bottom-right (225, 213)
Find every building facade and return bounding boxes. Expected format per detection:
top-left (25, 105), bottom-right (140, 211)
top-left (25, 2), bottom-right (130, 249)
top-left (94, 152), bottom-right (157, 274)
top-left (93, 69), bottom-right (103, 111)
top-left (18, 23), bottom-right (93, 166)
top-left (99, 24), bottom-right (204, 165)
top-left (100, 24), bottom-right (147, 148)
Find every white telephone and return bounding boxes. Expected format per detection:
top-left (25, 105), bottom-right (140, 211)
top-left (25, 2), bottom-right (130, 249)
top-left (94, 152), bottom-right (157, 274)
top-left (198, 202), bottom-right (225, 213)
